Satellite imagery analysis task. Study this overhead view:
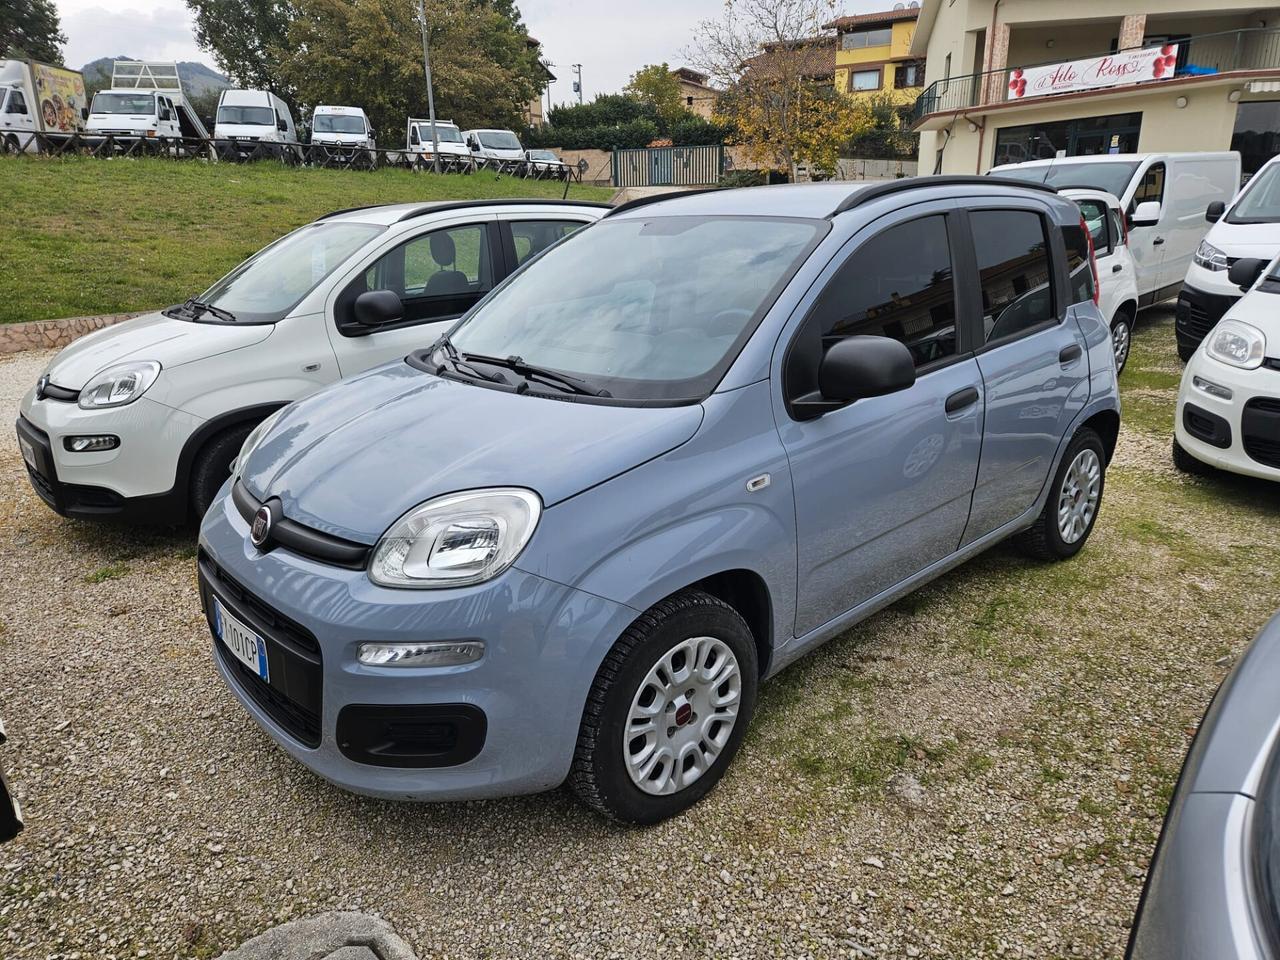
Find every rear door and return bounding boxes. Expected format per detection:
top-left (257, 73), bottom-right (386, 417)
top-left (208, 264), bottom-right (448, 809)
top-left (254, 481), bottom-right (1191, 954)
top-left (1126, 160), bottom-right (1167, 298)
top-left (960, 202), bottom-right (1090, 545)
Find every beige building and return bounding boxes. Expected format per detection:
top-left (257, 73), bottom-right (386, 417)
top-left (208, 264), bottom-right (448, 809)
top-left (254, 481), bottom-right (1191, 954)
top-left (671, 67), bottom-right (719, 119)
top-left (910, 2), bottom-right (1280, 176)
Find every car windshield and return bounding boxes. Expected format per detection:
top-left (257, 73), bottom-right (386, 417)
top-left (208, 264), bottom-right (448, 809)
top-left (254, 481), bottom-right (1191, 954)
top-left (479, 130), bottom-right (521, 150)
top-left (313, 114), bottom-right (364, 134)
top-left (193, 221), bottom-right (384, 323)
top-left (416, 124), bottom-right (462, 143)
top-left (530, 150), bottom-right (558, 160)
top-left (999, 161), bottom-right (1140, 197)
top-left (1228, 164), bottom-right (1280, 223)
top-left (217, 105), bottom-right (275, 126)
top-left (445, 216), bottom-right (823, 402)
top-left (91, 93), bottom-right (155, 115)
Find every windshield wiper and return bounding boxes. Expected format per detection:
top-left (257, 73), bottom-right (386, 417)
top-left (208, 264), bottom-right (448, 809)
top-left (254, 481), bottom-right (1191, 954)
top-left (429, 335), bottom-right (509, 385)
top-left (182, 298), bottom-right (237, 322)
top-left (462, 353), bottom-right (610, 397)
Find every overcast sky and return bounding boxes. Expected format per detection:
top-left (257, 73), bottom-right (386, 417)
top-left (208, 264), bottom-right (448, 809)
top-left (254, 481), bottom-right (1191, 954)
top-left (55, 0), bottom-right (893, 102)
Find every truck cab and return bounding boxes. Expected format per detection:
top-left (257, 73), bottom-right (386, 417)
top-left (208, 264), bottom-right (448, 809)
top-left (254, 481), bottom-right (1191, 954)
top-left (86, 89), bottom-right (182, 141)
top-left (406, 118), bottom-right (471, 166)
top-left (310, 104), bottom-right (374, 153)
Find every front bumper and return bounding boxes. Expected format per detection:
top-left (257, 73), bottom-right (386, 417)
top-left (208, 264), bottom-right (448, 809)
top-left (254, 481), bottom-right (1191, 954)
top-left (1175, 352), bottom-right (1280, 482)
top-left (198, 488), bottom-right (639, 800)
top-left (1176, 279), bottom-right (1240, 355)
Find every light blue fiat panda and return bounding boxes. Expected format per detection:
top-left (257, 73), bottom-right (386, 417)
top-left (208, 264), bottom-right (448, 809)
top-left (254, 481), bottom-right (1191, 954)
top-left (199, 179), bottom-right (1120, 823)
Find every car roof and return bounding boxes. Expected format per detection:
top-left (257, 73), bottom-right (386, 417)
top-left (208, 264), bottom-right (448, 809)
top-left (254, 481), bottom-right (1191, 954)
top-left (317, 199), bottom-right (609, 226)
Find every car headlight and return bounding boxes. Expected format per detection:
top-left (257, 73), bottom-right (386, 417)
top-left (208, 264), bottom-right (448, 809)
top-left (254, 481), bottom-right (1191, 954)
top-left (1194, 240), bottom-right (1229, 272)
top-left (231, 407), bottom-right (286, 479)
top-left (370, 488), bottom-right (541, 589)
top-left (1205, 319), bottom-right (1267, 369)
top-left (78, 361), bottom-right (161, 409)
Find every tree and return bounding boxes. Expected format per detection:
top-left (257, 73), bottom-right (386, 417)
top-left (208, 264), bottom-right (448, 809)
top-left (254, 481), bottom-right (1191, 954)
top-left (185, 0), bottom-right (295, 94)
top-left (0, 0), bottom-right (66, 65)
top-left (844, 89), bottom-right (918, 160)
top-left (685, 0), bottom-right (866, 176)
top-left (273, 0), bottom-right (544, 140)
top-left (624, 63), bottom-right (685, 127)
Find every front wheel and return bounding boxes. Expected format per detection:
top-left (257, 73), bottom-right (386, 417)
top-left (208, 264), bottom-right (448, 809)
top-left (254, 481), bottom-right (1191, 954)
top-left (1110, 312), bottom-right (1133, 374)
top-left (1015, 427), bottom-right (1106, 561)
top-left (1172, 437), bottom-right (1215, 476)
top-left (189, 422), bottom-right (255, 521)
top-left (569, 590), bottom-right (758, 824)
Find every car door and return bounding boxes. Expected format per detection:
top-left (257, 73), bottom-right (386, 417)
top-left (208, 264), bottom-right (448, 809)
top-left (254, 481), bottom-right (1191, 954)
top-left (325, 216), bottom-right (501, 377)
top-left (777, 205), bottom-right (985, 637)
top-left (1127, 161), bottom-right (1167, 299)
top-left (959, 203), bottom-right (1090, 545)
top-left (4, 90), bottom-right (35, 138)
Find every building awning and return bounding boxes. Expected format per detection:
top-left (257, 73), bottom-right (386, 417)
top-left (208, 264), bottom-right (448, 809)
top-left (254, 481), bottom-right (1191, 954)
top-left (1247, 80), bottom-right (1280, 92)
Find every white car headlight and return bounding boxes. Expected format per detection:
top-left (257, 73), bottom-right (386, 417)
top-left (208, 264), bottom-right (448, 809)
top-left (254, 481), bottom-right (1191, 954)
top-left (1205, 319), bottom-right (1267, 369)
top-left (1194, 240), bottom-right (1229, 272)
top-left (370, 488), bottom-right (541, 589)
top-left (231, 407), bottom-right (286, 479)
top-left (78, 361), bottom-right (161, 409)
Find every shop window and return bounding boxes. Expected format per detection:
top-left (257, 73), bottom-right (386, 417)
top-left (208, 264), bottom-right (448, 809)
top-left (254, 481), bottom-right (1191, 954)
top-left (1232, 101), bottom-right (1280, 177)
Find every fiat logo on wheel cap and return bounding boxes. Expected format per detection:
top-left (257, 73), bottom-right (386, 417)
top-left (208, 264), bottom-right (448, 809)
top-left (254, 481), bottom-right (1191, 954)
top-left (250, 505), bottom-right (273, 547)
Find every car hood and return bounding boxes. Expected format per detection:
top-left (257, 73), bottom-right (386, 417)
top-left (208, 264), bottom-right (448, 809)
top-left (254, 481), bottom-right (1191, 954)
top-left (240, 362), bottom-right (705, 544)
top-left (45, 310), bottom-right (273, 390)
top-left (1212, 221), bottom-right (1280, 255)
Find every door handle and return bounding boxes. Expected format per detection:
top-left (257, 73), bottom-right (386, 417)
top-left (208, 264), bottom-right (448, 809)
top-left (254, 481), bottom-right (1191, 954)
top-left (1112, 263), bottom-right (1123, 273)
top-left (1153, 237), bottom-right (1165, 246)
top-left (945, 386), bottom-right (980, 414)
top-left (1059, 343), bottom-right (1083, 365)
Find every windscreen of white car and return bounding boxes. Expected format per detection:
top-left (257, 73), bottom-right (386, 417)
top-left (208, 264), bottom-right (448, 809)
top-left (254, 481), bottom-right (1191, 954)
top-left (217, 105), bottom-right (275, 126)
top-left (91, 93), bottom-right (156, 114)
top-left (1227, 164), bottom-right (1280, 224)
top-left (999, 161), bottom-right (1140, 198)
top-left (478, 130), bottom-right (521, 150)
top-left (170, 221), bottom-right (384, 324)
top-left (529, 150), bottom-right (559, 161)
top-left (418, 124), bottom-right (462, 143)
top-left (443, 216), bottom-right (824, 402)
top-left (314, 114), bottom-right (365, 134)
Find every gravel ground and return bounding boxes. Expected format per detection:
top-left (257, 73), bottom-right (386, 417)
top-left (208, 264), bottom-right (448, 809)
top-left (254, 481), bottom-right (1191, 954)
top-left (2, 307), bottom-right (1279, 959)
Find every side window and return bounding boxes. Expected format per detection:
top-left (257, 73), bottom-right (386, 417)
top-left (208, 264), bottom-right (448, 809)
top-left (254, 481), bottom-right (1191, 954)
top-left (970, 210), bottom-right (1056, 343)
top-left (1134, 162), bottom-right (1166, 206)
top-left (1076, 199), bottom-right (1109, 255)
top-left (786, 215), bottom-right (959, 402)
top-left (410, 125), bottom-right (419, 145)
top-left (510, 220), bottom-right (584, 266)
top-left (1108, 208), bottom-right (1126, 246)
top-left (8, 91), bottom-right (26, 114)
top-left (1062, 217), bottom-right (1095, 307)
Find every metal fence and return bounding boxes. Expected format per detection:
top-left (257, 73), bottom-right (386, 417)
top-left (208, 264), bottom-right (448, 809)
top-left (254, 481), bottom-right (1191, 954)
top-left (611, 145), bottom-right (724, 187)
top-left (0, 131), bottom-right (582, 181)
top-left (909, 26), bottom-right (1280, 127)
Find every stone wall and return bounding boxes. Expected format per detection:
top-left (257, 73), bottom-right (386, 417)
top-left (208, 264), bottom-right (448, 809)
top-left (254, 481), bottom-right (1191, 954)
top-left (0, 312), bottom-right (144, 356)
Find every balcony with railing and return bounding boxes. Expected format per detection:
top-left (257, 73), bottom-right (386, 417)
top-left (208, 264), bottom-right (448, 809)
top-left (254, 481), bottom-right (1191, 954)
top-left (909, 27), bottom-right (1280, 129)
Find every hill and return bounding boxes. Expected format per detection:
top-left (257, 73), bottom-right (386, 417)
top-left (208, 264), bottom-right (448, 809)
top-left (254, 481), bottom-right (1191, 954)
top-left (79, 57), bottom-right (231, 97)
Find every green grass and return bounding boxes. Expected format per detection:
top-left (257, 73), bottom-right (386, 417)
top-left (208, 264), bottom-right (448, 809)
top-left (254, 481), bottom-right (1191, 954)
top-left (84, 562), bottom-right (130, 584)
top-left (0, 155), bottom-right (612, 324)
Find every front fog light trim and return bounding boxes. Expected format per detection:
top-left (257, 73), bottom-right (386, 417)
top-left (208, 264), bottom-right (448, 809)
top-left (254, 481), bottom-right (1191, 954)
top-left (63, 434), bottom-right (121, 453)
top-left (357, 640), bottom-right (485, 668)
top-left (1192, 376), bottom-right (1233, 401)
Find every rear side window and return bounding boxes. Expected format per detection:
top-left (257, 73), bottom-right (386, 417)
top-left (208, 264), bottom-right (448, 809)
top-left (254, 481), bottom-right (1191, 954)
top-left (971, 210), bottom-right (1056, 343)
top-left (510, 220), bottom-right (583, 266)
top-left (789, 215), bottom-right (959, 392)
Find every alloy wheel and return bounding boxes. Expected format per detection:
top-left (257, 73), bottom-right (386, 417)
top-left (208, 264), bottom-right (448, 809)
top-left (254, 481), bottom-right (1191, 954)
top-left (1112, 320), bottom-right (1131, 371)
top-left (1058, 448), bottom-right (1101, 544)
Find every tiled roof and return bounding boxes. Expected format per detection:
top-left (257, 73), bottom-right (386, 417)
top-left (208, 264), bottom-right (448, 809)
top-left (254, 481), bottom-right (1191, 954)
top-left (745, 36), bottom-right (837, 81)
top-left (824, 7), bottom-right (920, 31)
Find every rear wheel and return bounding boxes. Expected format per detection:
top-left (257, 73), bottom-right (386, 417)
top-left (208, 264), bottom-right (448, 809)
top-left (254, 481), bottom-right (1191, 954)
top-left (1015, 427), bottom-right (1106, 561)
top-left (1110, 310), bottom-right (1133, 374)
top-left (189, 423), bottom-right (255, 521)
top-left (1177, 340), bottom-right (1196, 363)
top-left (569, 590), bottom-right (758, 824)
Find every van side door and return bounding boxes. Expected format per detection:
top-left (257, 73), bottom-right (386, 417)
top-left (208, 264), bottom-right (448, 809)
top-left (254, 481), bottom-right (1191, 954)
top-left (776, 203), bottom-right (985, 637)
top-left (1127, 161), bottom-right (1167, 301)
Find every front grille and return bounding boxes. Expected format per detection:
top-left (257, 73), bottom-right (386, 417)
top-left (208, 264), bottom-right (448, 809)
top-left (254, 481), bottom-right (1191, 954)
top-left (1243, 397), bottom-right (1280, 469)
top-left (1176, 288), bottom-right (1238, 347)
top-left (199, 551), bottom-right (323, 747)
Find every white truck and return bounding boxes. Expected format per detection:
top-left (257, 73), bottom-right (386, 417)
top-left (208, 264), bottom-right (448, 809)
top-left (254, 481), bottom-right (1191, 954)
top-left (406, 117), bottom-right (473, 169)
top-left (991, 152), bottom-right (1241, 311)
top-left (215, 89), bottom-right (299, 157)
top-left (310, 104), bottom-right (375, 157)
top-left (0, 58), bottom-right (88, 153)
top-left (85, 61), bottom-right (211, 151)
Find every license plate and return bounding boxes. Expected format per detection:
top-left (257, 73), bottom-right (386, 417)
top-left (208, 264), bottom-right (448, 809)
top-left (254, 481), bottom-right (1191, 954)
top-left (213, 599), bottom-right (270, 683)
top-left (18, 436), bottom-right (36, 469)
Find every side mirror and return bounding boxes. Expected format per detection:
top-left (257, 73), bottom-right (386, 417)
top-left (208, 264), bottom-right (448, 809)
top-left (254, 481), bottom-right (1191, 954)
top-left (1228, 257), bottom-right (1267, 291)
top-left (1130, 200), bottom-right (1161, 227)
top-left (1206, 200), bottom-right (1226, 223)
top-left (468, 136), bottom-right (479, 150)
top-left (277, 118), bottom-right (287, 132)
top-left (81, 107), bottom-right (89, 120)
top-left (354, 289), bottom-right (403, 328)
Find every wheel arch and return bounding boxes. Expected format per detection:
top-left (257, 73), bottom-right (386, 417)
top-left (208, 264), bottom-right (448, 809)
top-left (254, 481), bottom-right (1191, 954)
top-left (686, 569), bottom-right (774, 678)
top-left (175, 401), bottom-right (290, 513)
top-left (1114, 298), bottom-right (1138, 324)
top-left (1081, 408), bottom-right (1120, 464)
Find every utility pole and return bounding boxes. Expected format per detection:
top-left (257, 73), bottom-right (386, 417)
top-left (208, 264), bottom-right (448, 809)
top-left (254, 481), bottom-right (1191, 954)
top-left (572, 64), bottom-right (583, 105)
top-left (417, 0), bottom-right (440, 174)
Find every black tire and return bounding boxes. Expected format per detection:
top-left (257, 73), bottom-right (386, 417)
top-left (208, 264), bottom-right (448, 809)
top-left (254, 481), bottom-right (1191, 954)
top-left (1177, 341), bottom-right (1196, 363)
top-left (189, 422), bottom-right (255, 520)
top-left (1172, 437), bottom-right (1215, 477)
top-left (1110, 310), bottom-right (1133, 375)
top-left (569, 589), bottom-right (759, 825)
top-left (1015, 427), bottom-right (1106, 561)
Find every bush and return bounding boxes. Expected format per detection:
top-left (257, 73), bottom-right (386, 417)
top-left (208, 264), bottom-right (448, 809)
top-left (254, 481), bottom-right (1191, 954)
top-left (527, 92), bottom-right (731, 151)
top-left (719, 169), bottom-right (765, 188)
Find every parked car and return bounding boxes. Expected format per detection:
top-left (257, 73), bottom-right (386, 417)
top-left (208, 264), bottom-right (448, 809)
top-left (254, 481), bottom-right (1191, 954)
top-left (0, 719), bottom-right (21, 843)
top-left (0, 57), bottom-right (87, 153)
top-left (215, 89), bottom-right (298, 156)
top-left (1173, 253), bottom-right (1280, 483)
top-left (310, 104), bottom-right (375, 154)
top-left (1062, 188), bottom-right (1140, 373)
top-left (15, 199), bottom-right (606, 524)
top-left (1177, 153), bottom-right (1280, 360)
top-left (405, 118), bottom-right (472, 168)
top-left (199, 177), bottom-right (1121, 824)
top-left (1127, 610), bottom-right (1280, 959)
top-left (525, 148), bottom-right (568, 178)
top-left (463, 127), bottom-right (524, 167)
top-left (992, 152), bottom-right (1240, 312)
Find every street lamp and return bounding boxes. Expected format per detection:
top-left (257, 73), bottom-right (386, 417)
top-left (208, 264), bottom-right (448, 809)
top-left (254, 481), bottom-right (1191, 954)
top-left (417, 0), bottom-right (441, 173)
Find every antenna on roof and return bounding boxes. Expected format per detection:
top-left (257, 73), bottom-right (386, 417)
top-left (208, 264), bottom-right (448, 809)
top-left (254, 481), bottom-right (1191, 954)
top-left (893, 2), bottom-right (905, 8)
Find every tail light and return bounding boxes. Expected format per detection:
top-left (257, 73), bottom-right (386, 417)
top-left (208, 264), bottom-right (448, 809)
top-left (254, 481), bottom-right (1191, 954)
top-left (1080, 213), bottom-right (1101, 306)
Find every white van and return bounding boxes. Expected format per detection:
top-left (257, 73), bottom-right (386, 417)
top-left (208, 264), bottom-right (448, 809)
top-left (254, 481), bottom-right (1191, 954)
top-left (405, 117), bottom-right (472, 166)
top-left (463, 127), bottom-right (524, 167)
top-left (1176, 153), bottom-right (1280, 359)
top-left (310, 104), bottom-right (374, 152)
top-left (215, 89), bottom-right (298, 150)
top-left (86, 89), bottom-right (182, 141)
top-left (991, 152), bottom-right (1241, 311)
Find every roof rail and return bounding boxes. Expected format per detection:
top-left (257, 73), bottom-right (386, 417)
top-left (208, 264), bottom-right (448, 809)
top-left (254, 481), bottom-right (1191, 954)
top-left (829, 175), bottom-right (1058, 218)
top-left (602, 188), bottom-right (720, 218)
top-left (316, 205), bottom-right (382, 220)
top-left (396, 198), bottom-right (611, 222)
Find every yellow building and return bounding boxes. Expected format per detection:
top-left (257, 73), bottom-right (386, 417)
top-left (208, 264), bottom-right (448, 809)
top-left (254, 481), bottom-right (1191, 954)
top-left (829, 5), bottom-right (925, 98)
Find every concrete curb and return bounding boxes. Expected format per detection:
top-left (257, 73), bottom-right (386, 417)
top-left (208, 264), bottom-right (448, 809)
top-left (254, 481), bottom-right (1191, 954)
top-left (0, 311), bottom-right (145, 356)
top-left (214, 912), bottom-right (418, 960)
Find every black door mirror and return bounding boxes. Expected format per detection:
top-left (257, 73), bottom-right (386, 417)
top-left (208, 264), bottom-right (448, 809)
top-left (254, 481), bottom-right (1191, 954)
top-left (354, 289), bottom-right (403, 328)
top-left (81, 106), bottom-right (89, 120)
top-left (820, 336), bottom-right (917, 401)
top-left (277, 118), bottom-right (288, 132)
top-left (468, 136), bottom-right (479, 150)
top-left (1228, 257), bottom-right (1267, 291)
top-left (1206, 200), bottom-right (1226, 223)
